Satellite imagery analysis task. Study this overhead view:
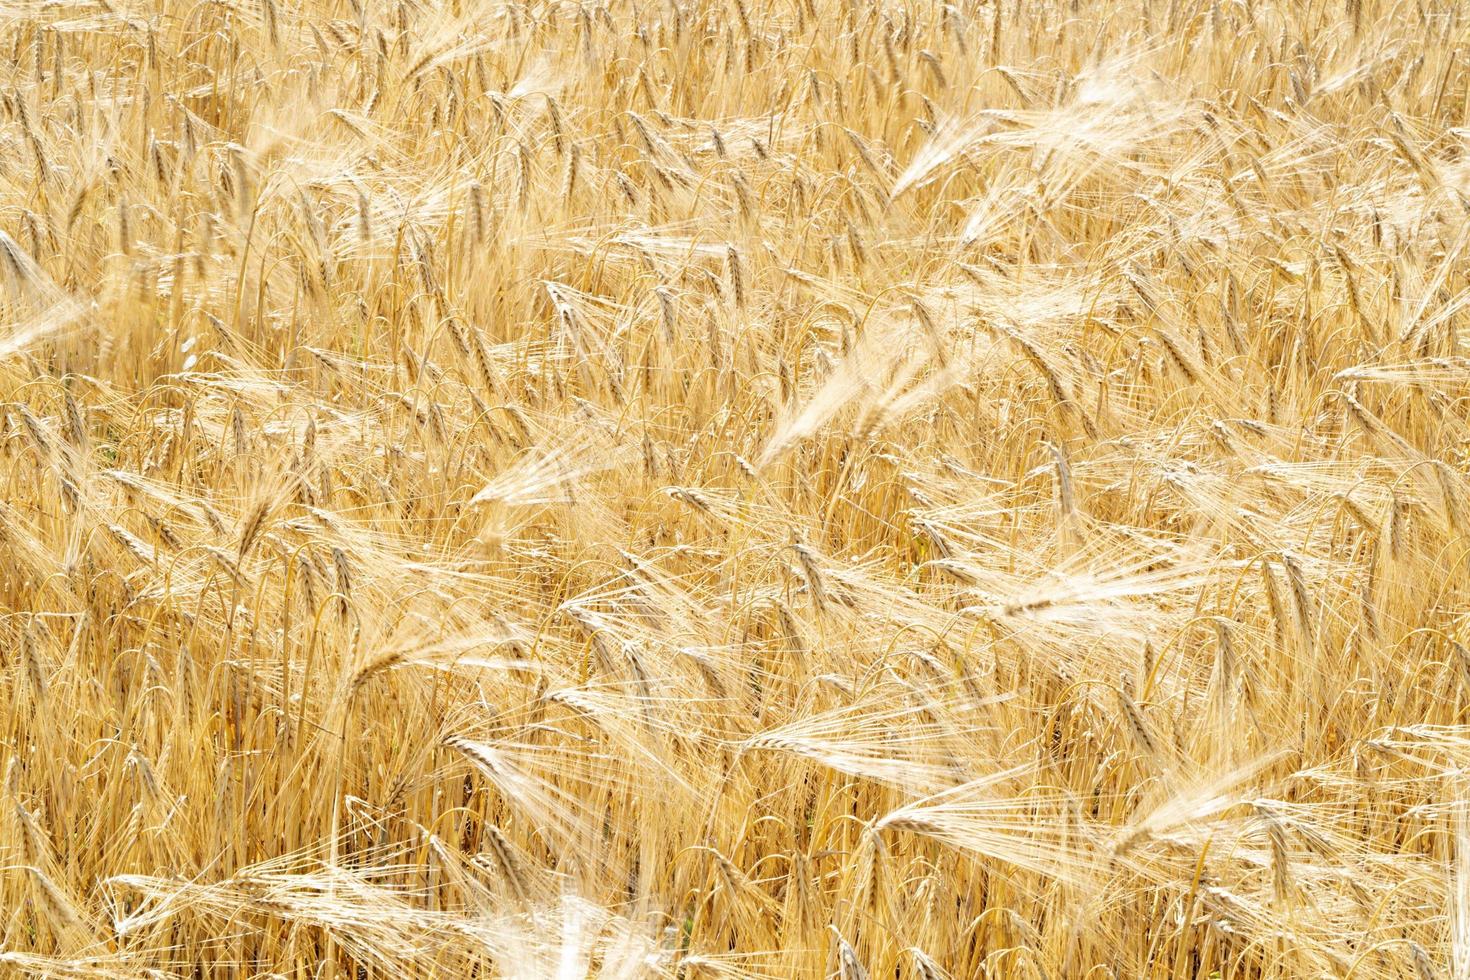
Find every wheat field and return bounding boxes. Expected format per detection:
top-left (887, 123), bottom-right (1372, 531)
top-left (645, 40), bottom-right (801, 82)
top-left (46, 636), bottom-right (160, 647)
top-left (1, 0), bottom-right (1468, 976)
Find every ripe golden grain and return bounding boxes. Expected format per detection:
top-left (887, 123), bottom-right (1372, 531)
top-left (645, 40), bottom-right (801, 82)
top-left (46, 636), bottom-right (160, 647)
top-left (0, 0), bottom-right (1468, 976)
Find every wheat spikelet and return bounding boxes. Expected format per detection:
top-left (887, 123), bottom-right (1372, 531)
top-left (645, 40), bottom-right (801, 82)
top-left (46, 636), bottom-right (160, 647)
top-left (237, 498), bottom-right (270, 559)
top-left (107, 523), bottom-right (155, 565)
top-left (1279, 551), bottom-right (1314, 658)
top-left (16, 404), bottom-right (53, 458)
top-left (13, 797), bottom-right (52, 869)
top-left (479, 823), bottom-right (533, 907)
top-left (26, 866), bottom-right (90, 943)
top-left (1115, 680), bottom-right (1159, 761)
top-left (725, 244), bottom-right (746, 309)
top-left (831, 926), bottom-right (870, 980)
top-left (790, 538), bottom-right (830, 613)
top-left (1254, 803), bottom-right (1296, 905)
top-left (61, 391), bottom-right (86, 447)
